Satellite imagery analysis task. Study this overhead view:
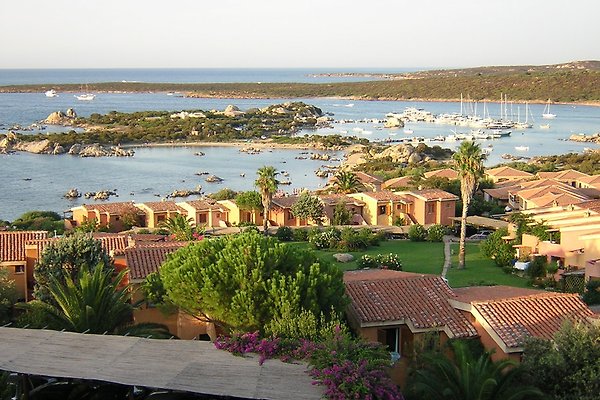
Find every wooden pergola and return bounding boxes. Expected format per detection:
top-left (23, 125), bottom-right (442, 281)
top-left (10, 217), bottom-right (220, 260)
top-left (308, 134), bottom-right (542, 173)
top-left (0, 327), bottom-right (322, 400)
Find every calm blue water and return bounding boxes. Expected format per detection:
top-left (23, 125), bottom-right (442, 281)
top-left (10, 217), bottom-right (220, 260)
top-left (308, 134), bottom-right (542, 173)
top-left (0, 68), bottom-right (417, 85)
top-left (0, 70), bottom-right (599, 221)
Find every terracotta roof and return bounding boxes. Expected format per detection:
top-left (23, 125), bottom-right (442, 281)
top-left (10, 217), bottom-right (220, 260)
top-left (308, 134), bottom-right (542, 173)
top-left (538, 169), bottom-right (590, 181)
top-left (136, 201), bottom-right (187, 213)
top-left (344, 270), bottom-right (477, 338)
top-left (318, 194), bottom-right (365, 206)
top-left (128, 234), bottom-right (168, 244)
top-left (530, 193), bottom-right (589, 208)
top-left (0, 231), bottom-right (48, 262)
top-left (271, 196), bottom-right (299, 209)
top-left (577, 174), bottom-right (600, 187)
top-left (472, 292), bottom-right (594, 349)
top-left (343, 269), bottom-right (425, 282)
top-left (92, 233), bottom-right (129, 255)
top-left (355, 172), bottom-right (383, 184)
top-left (182, 200), bottom-right (228, 212)
top-left (424, 168), bottom-right (458, 180)
top-left (453, 285), bottom-right (547, 304)
top-left (409, 189), bottom-right (459, 201)
top-left (360, 191), bottom-right (411, 202)
top-left (483, 187), bottom-right (511, 200)
top-left (576, 199), bottom-right (600, 214)
top-left (81, 202), bottom-right (144, 215)
top-left (485, 166), bottom-right (533, 178)
top-left (126, 243), bottom-right (187, 280)
top-left (382, 176), bottom-right (412, 190)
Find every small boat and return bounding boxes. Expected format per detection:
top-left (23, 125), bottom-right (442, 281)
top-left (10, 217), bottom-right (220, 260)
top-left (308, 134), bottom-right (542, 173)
top-left (515, 146), bottom-right (529, 151)
top-left (75, 93), bottom-right (96, 101)
top-left (403, 129), bottom-right (414, 134)
top-left (542, 99), bottom-right (556, 119)
top-left (539, 124), bottom-right (550, 129)
top-left (45, 89), bottom-right (58, 98)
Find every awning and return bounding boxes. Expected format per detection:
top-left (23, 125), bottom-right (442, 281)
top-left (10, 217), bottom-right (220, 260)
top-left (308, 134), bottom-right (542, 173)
top-left (0, 328), bottom-right (321, 400)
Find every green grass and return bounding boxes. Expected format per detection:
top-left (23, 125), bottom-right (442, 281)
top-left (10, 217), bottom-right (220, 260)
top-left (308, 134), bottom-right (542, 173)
top-left (446, 243), bottom-right (530, 288)
top-left (289, 240), bottom-right (530, 289)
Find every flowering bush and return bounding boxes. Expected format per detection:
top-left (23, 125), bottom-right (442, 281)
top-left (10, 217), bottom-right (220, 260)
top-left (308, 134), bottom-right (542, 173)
top-left (310, 227), bottom-right (342, 249)
top-left (358, 254), bottom-right (402, 271)
top-left (214, 326), bottom-right (403, 399)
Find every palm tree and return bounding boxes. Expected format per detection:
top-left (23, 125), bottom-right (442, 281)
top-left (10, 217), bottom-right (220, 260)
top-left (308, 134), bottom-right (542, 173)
top-left (407, 341), bottom-right (543, 400)
top-left (22, 265), bottom-right (170, 337)
top-left (255, 166), bottom-right (278, 236)
top-left (453, 141), bottom-right (485, 269)
top-left (159, 213), bottom-right (198, 241)
top-left (334, 170), bottom-right (361, 194)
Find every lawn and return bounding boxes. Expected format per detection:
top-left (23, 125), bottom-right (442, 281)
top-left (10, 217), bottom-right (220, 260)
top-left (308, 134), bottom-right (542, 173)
top-left (288, 240), bottom-right (530, 289)
top-left (446, 243), bottom-right (530, 288)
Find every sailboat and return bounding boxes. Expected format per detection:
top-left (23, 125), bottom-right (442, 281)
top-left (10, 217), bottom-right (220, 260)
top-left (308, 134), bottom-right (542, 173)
top-left (542, 99), bottom-right (556, 119)
top-left (45, 89), bottom-right (59, 98)
top-left (75, 84), bottom-right (96, 101)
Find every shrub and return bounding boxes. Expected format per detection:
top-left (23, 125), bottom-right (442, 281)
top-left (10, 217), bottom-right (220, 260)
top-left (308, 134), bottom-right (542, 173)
top-left (310, 227), bottom-right (342, 250)
top-left (293, 228), bottom-right (309, 242)
top-left (427, 224), bottom-right (447, 242)
top-left (358, 253), bottom-right (402, 271)
top-left (583, 280), bottom-right (600, 305)
top-left (275, 226), bottom-right (293, 242)
top-left (408, 224), bottom-right (427, 242)
top-left (527, 255), bottom-right (548, 279)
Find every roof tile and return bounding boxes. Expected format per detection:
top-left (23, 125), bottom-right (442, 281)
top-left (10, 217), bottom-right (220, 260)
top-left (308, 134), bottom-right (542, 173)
top-left (126, 243), bottom-right (187, 280)
top-left (0, 231), bottom-right (48, 262)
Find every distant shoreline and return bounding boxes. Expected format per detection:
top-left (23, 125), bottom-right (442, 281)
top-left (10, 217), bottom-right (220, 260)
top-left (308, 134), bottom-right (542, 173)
top-left (121, 140), bottom-right (347, 151)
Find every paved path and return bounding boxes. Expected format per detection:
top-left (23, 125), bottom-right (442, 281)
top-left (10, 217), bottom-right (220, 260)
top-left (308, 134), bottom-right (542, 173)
top-left (441, 235), bottom-right (456, 278)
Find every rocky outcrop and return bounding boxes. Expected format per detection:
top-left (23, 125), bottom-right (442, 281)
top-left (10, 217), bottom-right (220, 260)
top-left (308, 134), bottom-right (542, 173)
top-left (84, 190), bottom-right (118, 200)
top-left (166, 185), bottom-right (203, 199)
top-left (569, 133), bottom-right (600, 143)
top-left (64, 188), bottom-right (81, 199)
top-left (223, 105), bottom-right (244, 117)
top-left (384, 117), bottom-right (404, 128)
top-left (205, 175), bottom-right (224, 183)
top-left (372, 144), bottom-right (425, 165)
top-left (77, 144), bottom-right (134, 157)
top-left (0, 132), bottom-right (18, 152)
top-left (13, 139), bottom-right (53, 154)
top-left (44, 109), bottom-right (77, 125)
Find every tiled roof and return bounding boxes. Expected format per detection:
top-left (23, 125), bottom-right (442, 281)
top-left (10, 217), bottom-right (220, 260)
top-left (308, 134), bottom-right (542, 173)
top-left (92, 233), bottom-right (129, 255)
top-left (577, 174), bottom-right (600, 187)
top-left (318, 194), bottom-right (365, 206)
top-left (182, 200), bottom-right (228, 212)
top-left (344, 271), bottom-right (477, 338)
top-left (424, 168), bottom-right (458, 180)
top-left (531, 193), bottom-right (589, 208)
top-left (453, 285), bottom-right (546, 304)
top-left (382, 176), bottom-right (412, 189)
top-left (410, 189), bottom-right (459, 201)
top-left (271, 196), bottom-right (299, 209)
top-left (577, 199), bottom-right (600, 214)
top-left (473, 292), bottom-right (594, 349)
top-left (538, 169), bottom-right (590, 181)
top-left (355, 172), bottom-right (383, 184)
top-left (486, 166), bottom-right (533, 178)
top-left (360, 191), bottom-right (411, 202)
top-left (136, 201), bottom-right (187, 213)
top-left (81, 202), bottom-right (144, 215)
top-left (128, 234), bottom-right (167, 244)
top-left (483, 187), bottom-right (511, 200)
top-left (126, 243), bottom-right (187, 280)
top-left (0, 231), bottom-right (48, 262)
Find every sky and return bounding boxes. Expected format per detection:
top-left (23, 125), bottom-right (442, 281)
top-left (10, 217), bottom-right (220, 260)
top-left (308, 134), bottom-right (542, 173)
top-left (1, 0), bottom-right (599, 69)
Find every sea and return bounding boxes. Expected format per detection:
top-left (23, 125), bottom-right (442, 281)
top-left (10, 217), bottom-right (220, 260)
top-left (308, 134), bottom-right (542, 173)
top-left (1, 68), bottom-right (599, 221)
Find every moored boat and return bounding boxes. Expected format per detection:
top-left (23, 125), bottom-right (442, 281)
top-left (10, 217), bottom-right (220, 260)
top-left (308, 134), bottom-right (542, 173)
top-left (45, 89), bottom-right (58, 98)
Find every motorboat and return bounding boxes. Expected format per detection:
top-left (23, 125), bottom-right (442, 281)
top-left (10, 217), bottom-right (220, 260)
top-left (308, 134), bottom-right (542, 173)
top-left (540, 124), bottom-right (550, 129)
top-left (45, 89), bottom-right (58, 98)
top-left (403, 129), bottom-right (414, 134)
top-left (75, 93), bottom-right (96, 101)
top-left (515, 146), bottom-right (529, 151)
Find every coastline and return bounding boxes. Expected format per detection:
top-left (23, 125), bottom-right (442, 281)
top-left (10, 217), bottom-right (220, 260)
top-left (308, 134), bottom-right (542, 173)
top-left (121, 140), bottom-right (348, 152)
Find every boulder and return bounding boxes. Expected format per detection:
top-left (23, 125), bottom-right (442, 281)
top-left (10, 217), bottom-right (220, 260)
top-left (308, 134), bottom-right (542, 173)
top-left (0, 131), bottom-right (18, 151)
top-left (68, 144), bottom-right (82, 155)
top-left (64, 188), bottom-right (81, 199)
top-left (66, 108), bottom-right (77, 118)
top-left (14, 139), bottom-right (53, 154)
top-left (408, 152), bottom-right (422, 164)
top-left (384, 117), bottom-right (404, 128)
top-left (374, 144), bottom-right (414, 163)
top-left (52, 144), bottom-right (65, 155)
top-left (223, 105), bottom-right (244, 117)
top-left (333, 253), bottom-right (354, 263)
top-left (44, 111), bottom-right (67, 124)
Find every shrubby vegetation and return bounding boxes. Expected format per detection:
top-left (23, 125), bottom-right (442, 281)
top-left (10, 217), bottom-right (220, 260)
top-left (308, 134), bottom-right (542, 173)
top-left (521, 322), bottom-right (600, 400)
top-left (0, 269), bottom-right (17, 324)
top-left (358, 253), bottom-right (403, 271)
top-left (154, 231), bottom-right (346, 334)
top-left (309, 227), bottom-right (384, 252)
top-left (480, 228), bottom-right (516, 268)
top-left (408, 224), bottom-right (427, 242)
top-left (5, 211), bottom-right (64, 235)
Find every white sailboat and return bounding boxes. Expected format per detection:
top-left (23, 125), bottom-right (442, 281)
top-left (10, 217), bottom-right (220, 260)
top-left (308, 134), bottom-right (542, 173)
top-left (542, 99), bottom-right (556, 119)
top-left (75, 84), bottom-right (96, 101)
top-left (45, 89), bottom-right (59, 98)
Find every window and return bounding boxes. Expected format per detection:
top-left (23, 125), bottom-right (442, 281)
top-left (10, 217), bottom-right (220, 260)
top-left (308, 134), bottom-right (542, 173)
top-left (427, 203), bottom-right (435, 213)
top-left (15, 265), bottom-right (25, 274)
top-left (378, 205), bottom-right (387, 215)
top-left (379, 327), bottom-right (401, 363)
top-left (198, 214), bottom-right (207, 223)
